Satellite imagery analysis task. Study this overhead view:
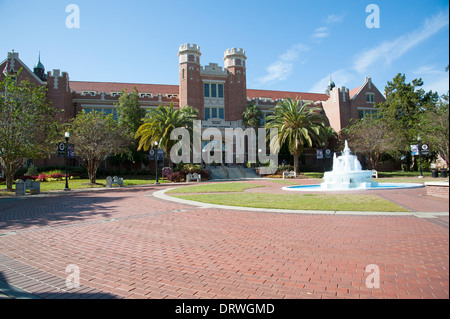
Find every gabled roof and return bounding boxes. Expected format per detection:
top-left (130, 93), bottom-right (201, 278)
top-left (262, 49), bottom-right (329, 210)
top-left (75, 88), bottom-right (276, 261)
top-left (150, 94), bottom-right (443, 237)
top-left (350, 77), bottom-right (385, 101)
top-left (0, 53), bottom-right (46, 86)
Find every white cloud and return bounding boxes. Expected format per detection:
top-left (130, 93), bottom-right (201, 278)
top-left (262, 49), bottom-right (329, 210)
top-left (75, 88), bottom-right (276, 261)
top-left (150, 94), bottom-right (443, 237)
top-left (325, 14), bottom-right (345, 24)
top-left (256, 44), bottom-right (310, 86)
top-left (353, 10), bottom-right (449, 74)
top-left (308, 69), bottom-right (358, 93)
top-left (312, 27), bottom-right (329, 39)
top-left (413, 65), bottom-right (449, 95)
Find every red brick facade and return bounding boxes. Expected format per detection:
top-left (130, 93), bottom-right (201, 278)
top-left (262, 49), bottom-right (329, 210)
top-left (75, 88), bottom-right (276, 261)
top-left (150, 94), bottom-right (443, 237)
top-left (0, 46), bottom-right (387, 169)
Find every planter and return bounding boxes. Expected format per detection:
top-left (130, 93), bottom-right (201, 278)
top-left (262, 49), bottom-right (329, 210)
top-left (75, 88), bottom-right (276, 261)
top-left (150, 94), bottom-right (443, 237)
top-left (431, 168), bottom-right (439, 178)
top-left (440, 169), bottom-right (448, 178)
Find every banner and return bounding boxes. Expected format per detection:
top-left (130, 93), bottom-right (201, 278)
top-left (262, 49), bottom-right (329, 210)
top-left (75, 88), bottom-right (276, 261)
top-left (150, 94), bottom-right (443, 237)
top-left (316, 149), bottom-right (323, 159)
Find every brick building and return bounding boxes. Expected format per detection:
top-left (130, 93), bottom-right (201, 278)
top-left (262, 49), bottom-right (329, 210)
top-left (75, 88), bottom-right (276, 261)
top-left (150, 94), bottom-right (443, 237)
top-left (0, 44), bottom-right (385, 170)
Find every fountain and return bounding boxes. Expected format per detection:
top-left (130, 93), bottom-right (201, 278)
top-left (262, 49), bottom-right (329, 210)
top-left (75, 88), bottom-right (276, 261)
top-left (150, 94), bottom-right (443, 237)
top-left (283, 141), bottom-right (424, 192)
top-left (320, 141), bottom-right (377, 189)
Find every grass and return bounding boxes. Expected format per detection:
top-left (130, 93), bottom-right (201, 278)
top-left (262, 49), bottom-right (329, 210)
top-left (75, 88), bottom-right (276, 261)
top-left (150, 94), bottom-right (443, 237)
top-left (172, 193), bottom-right (409, 212)
top-left (166, 182), bottom-right (265, 194)
top-left (0, 175), bottom-right (169, 195)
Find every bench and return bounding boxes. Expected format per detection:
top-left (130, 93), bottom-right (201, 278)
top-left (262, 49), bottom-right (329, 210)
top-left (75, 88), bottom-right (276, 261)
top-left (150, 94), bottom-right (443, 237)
top-left (282, 170), bottom-right (297, 179)
top-left (186, 173), bottom-right (202, 182)
top-left (106, 176), bottom-right (124, 187)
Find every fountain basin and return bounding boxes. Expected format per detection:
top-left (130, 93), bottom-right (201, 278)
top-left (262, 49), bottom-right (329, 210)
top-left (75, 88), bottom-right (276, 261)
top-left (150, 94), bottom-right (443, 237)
top-left (321, 170), bottom-right (378, 189)
top-left (283, 183), bottom-right (424, 192)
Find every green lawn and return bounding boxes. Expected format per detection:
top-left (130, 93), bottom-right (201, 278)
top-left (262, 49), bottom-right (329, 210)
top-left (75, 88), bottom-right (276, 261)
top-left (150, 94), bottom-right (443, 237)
top-left (172, 193), bottom-right (409, 212)
top-left (0, 176), bottom-right (168, 195)
top-left (166, 182), bottom-right (265, 194)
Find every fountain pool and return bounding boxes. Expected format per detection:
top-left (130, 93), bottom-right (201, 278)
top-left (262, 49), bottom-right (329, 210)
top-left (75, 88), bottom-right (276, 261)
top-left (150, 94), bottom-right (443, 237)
top-left (283, 141), bottom-right (424, 192)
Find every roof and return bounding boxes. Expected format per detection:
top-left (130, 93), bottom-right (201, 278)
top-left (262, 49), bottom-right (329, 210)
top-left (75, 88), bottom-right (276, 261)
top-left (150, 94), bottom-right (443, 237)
top-left (69, 81), bottom-right (179, 94)
top-left (69, 81), bottom-right (329, 102)
top-left (349, 86), bottom-right (361, 98)
top-left (246, 89), bottom-right (328, 101)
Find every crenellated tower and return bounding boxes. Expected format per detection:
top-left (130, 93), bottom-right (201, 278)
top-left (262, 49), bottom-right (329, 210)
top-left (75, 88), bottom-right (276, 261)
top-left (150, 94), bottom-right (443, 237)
top-left (224, 48), bottom-right (247, 121)
top-left (178, 43), bottom-right (204, 117)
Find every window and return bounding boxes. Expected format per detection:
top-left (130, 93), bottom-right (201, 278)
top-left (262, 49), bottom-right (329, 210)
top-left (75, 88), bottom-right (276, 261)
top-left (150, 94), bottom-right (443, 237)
top-left (204, 108), bottom-right (224, 120)
top-left (358, 109), bottom-right (378, 119)
top-left (366, 93), bottom-right (375, 103)
top-left (204, 82), bottom-right (224, 98)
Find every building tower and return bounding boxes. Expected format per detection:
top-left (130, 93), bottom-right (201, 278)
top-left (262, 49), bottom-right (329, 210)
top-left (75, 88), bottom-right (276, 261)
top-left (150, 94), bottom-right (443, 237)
top-left (325, 75), bottom-right (335, 96)
top-left (33, 52), bottom-right (47, 81)
top-left (224, 48), bottom-right (247, 121)
top-left (178, 44), bottom-right (204, 117)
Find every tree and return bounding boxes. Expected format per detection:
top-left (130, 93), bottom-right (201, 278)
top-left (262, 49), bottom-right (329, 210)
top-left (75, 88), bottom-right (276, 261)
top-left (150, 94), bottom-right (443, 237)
top-left (377, 73), bottom-right (439, 150)
top-left (242, 103), bottom-right (263, 129)
top-left (0, 72), bottom-right (59, 191)
top-left (420, 93), bottom-right (449, 167)
top-left (342, 115), bottom-right (399, 170)
top-left (376, 73), bottom-right (440, 170)
top-left (265, 97), bottom-right (326, 173)
top-left (68, 110), bottom-right (132, 184)
top-left (115, 87), bottom-right (144, 135)
top-left (113, 88), bottom-right (146, 166)
top-left (134, 103), bottom-right (198, 166)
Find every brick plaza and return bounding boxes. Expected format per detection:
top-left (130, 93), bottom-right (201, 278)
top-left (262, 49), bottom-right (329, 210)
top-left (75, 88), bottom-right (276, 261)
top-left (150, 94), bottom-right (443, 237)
top-left (0, 182), bottom-right (448, 299)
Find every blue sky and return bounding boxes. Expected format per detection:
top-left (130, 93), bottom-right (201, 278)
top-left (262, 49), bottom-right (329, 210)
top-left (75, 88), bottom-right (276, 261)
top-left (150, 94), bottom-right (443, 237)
top-left (1, 0), bottom-right (449, 95)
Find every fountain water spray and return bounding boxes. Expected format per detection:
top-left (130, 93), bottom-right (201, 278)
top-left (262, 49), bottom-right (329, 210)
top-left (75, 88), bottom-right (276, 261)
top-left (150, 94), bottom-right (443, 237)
top-left (321, 141), bottom-right (378, 190)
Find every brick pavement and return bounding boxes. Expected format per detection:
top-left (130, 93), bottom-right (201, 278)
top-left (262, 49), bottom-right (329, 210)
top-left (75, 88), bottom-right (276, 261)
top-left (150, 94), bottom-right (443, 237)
top-left (0, 183), bottom-right (448, 299)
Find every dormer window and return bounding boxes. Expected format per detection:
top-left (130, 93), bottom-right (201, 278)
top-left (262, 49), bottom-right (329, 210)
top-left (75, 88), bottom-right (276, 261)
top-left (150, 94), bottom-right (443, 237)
top-left (111, 92), bottom-right (122, 97)
top-left (81, 91), bottom-right (96, 96)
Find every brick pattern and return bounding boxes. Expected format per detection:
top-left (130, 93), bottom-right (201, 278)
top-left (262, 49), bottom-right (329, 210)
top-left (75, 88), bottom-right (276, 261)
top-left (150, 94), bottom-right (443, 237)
top-left (426, 185), bottom-right (449, 199)
top-left (0, 185), bottom-right (448, 299)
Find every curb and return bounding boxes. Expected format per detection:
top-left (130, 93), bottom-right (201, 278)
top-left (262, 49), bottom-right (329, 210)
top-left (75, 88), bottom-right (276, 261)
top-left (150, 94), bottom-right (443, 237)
top-left (153, 186), bottom-right (449, 218)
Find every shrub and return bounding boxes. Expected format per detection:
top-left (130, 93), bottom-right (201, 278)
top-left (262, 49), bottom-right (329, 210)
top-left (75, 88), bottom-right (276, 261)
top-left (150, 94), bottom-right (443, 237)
top-left (167, 171), bottom-right (185, 182)
top-left (50, 173), bottom-right (65, 180)
top-left (26, 164), bottom-right (38, 176)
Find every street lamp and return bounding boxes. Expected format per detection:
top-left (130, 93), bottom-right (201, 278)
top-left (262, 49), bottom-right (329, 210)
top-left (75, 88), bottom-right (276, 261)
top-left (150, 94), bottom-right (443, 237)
top-left (64, 131), bottom-right (71, 191)
top-left (322, 142), bottom-right (326, 173)
top-left (417, 136), bottom-right (423, 178)
top-left (154, 141), bottom-right (160, 185)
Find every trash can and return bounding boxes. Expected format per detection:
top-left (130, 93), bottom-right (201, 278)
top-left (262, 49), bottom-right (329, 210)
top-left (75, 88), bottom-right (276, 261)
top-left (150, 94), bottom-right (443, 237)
top-left (440, 169), bottom-right (448, 178)
top-left (431, 168), bottom-right (439, 178)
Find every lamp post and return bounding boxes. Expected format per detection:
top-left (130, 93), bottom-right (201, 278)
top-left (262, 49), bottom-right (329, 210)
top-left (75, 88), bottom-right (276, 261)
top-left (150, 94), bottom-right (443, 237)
top-left (322, 142), bottom-right (326, 173)
top-left (154, 141), bottom-right (160, 185)
top-left (64, 131), bottom-right (71, 191)
top-left (417, 136), bottom-right (423, 178)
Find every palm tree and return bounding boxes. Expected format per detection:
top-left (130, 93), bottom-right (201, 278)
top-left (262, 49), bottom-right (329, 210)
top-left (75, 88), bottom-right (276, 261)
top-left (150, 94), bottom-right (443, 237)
top-left (135, 103), bottom-right (198, 166)
top-left (242, 103), bottom-right (263, 129)
top-left (265, 97), bottom-right (326, 173)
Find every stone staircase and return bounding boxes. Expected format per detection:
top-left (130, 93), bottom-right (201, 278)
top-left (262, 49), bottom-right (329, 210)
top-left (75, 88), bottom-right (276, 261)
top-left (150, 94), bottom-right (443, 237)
top-left (208, 164), bottom-right (260, 181)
